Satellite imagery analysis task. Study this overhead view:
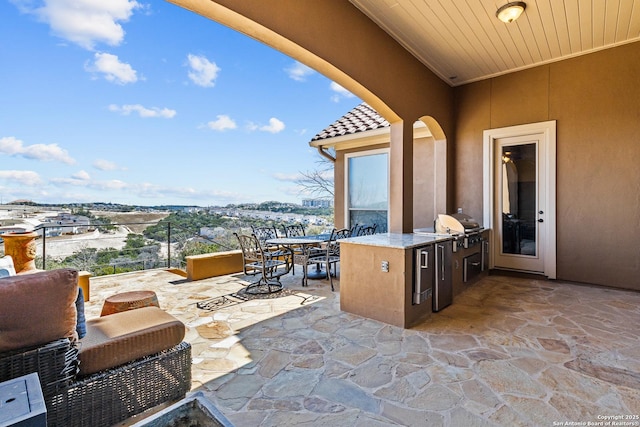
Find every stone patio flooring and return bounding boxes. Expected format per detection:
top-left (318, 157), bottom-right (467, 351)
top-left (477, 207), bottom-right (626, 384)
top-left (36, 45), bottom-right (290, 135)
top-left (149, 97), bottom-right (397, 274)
top-left (86, 269), bottom-right (640, 427)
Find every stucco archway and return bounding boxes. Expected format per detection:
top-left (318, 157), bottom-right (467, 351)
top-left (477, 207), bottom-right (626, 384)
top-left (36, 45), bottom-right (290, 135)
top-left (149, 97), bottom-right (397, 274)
top-left (168, 0), bottom-right (455, 232)
top-left (413, 116), bottom-right (447, 226)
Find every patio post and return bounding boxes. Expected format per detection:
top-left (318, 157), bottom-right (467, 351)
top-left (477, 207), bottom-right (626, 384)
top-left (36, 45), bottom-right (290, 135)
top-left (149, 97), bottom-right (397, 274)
top-left (389, 120), bottom-right (414, 234)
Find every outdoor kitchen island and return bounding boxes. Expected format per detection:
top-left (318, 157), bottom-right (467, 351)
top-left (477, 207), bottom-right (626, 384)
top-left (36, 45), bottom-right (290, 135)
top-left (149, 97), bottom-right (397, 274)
top-left (339, 232), bottom-right (487, 328)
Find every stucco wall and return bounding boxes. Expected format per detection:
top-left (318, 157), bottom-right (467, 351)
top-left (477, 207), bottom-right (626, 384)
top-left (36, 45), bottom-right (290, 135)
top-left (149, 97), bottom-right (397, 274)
top-left (454, 41), bottom-right (640, 289)
top-left (170, 0), bottom-right (639, 291)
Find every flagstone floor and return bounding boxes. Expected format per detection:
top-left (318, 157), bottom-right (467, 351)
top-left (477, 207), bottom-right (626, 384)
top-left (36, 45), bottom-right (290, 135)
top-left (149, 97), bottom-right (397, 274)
top-left (86, 269), bottom-right (640, 427)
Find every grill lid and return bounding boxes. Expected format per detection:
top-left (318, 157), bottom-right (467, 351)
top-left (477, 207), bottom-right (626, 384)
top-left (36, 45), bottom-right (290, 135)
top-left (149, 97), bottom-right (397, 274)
top-left (435, 213), bottom-right (481, 234)
top-left (449, 213), bottom-right (481, 230)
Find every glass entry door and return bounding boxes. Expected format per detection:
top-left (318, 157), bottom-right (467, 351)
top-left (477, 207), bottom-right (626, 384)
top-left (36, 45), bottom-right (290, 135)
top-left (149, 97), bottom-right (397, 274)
top-left (494, 135), bottom-right (545, 273)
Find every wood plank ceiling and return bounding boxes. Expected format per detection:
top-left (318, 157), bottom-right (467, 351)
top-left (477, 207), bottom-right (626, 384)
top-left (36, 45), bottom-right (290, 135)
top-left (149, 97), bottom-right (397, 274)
top-left (350, 0), bottom-right (640, 86)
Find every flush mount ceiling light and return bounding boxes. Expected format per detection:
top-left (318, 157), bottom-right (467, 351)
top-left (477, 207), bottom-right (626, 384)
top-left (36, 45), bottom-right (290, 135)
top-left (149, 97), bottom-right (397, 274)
top-left (496, 2), bottom-right (526, 23)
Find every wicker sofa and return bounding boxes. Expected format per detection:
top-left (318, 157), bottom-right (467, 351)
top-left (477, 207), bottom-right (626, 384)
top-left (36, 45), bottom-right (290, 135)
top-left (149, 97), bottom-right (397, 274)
top-left (0, 268), bottom-right (192, 427)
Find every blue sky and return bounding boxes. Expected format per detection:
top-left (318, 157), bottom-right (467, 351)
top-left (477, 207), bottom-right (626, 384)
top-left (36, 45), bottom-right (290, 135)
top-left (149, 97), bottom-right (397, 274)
top-left (0, 0), bottom-right (360, 207)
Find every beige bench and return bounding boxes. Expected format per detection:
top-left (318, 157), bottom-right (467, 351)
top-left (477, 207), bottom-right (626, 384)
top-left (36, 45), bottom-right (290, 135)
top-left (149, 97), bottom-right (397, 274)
top-left (186, 250), bottom-right (244, 281)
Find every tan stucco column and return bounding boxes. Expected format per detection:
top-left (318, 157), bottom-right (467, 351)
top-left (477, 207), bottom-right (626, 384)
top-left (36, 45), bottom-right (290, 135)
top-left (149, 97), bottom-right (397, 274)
top-left (389, 121), bottom-right (414, 233)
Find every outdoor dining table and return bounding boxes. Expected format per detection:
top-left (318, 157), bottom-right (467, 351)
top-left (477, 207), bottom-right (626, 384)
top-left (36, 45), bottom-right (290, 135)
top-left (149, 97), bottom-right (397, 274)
top-left (266, 233), bottom-right (332, 280)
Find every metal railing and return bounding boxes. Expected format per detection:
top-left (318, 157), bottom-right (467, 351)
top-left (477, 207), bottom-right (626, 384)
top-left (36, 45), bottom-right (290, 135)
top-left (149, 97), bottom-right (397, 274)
top-left (32, 221), bottom-right (236, 276)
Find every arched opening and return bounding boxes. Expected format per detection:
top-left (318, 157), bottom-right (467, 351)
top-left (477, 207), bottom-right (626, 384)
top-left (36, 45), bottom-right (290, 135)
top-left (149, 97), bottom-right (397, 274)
top-left (413, 116), bottom-right (447, 229)
top-left (168, 0), bottom-right (401, 123)
top-left (170, 0), bottom-right (453, 233)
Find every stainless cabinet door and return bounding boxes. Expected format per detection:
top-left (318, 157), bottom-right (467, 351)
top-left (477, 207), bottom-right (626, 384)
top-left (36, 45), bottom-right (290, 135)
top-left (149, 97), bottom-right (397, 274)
top-left (413, 245), bottom-right (433, 305)
top-left (433, 240), bottom-right (453, 312)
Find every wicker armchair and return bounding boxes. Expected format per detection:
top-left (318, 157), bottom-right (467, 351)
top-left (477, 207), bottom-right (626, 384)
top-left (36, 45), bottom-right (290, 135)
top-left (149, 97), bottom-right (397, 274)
top-left (0, 269), bottom-right (192, 427)
top-left (0, 339), bottom-right (191, 427)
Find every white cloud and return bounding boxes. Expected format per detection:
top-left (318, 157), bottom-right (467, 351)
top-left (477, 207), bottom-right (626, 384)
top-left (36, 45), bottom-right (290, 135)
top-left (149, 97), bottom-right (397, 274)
top-left (0, 170), bottom-right (43, 186)
top-left (207, 115), bottom-right (237, 131)
top-left (272, 172), bottom-right (302, 182)
top-left (72, 170), bottom-right (91, 180)
top-left (51, 176), bottom-right (128, 190)
top-left (285, 61), bottom-right (315, 82)
top-left (0, 136), bottom-right (21, 155)
top-left (187, 54), bottom-right (220, 87)
top-left (131, 183), bottom-right (247, 204)
top-left (96, 179), bottom-right (128, 190)
top-left (109, 104), bottom-right (176, 118)
top-left (50, 177), bottom-right (86, 186)
top-left (86, 52), bottom-right (138, 84)
top-left (93, 159), bottom-right (120, 171)
top-left (0, 136), bottom-right (75, 164)
top-left (127, 182), bottom-right (246, 204)
top-left (14, 0), bottom-right (141, 50)
top-left (259, 118), bottom-right (285, 134)
top-left (330, 81), bottom-right (356, 102)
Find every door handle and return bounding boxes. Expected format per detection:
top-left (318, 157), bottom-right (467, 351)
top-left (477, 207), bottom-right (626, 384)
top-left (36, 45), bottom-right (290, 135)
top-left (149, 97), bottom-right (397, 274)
top-left (437, 244), bottom-right (445, 281)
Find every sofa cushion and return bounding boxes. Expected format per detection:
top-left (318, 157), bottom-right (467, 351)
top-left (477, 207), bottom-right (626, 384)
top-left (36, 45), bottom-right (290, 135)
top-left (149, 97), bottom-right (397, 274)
top-left (78, 306), bottom-right (185, 376)
top-left (0, 256), bottom-right (16, 277)
top-left (0, 268), bottom-right (78, 352)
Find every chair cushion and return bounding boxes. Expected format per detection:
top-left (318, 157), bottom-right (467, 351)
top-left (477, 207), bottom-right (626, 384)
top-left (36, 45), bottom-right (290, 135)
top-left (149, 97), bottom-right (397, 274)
top-left (78, 306), bottom-right (185, 376)
top-left (0, 268), bottom-right (78, 352)
top-left (0, 256), bottom-right (16, 277)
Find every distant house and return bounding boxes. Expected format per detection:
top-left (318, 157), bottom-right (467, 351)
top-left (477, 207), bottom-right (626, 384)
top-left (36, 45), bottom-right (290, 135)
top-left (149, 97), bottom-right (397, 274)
top-left (0, 225), bottom-right (31, 235)
top-left (38, 214), bottom-right (91, 235)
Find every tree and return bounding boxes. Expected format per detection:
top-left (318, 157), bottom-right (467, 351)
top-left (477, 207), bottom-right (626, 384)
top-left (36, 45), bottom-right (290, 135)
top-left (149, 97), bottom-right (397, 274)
top-left (296, 154), bottom-right (334, 198)
top-left (64, 243), bottom-right (98, 271)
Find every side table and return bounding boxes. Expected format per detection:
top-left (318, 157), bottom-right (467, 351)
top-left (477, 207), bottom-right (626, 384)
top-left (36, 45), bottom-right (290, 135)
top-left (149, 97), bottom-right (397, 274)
top-left (100, 290), bottom-right (160, 317)
top-left (0, 372), bottom-right (47, 427)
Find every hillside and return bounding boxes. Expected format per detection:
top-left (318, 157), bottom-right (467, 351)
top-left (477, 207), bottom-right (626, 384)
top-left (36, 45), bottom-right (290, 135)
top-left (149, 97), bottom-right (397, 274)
top-left (90, 211), bottom-right (171, 234)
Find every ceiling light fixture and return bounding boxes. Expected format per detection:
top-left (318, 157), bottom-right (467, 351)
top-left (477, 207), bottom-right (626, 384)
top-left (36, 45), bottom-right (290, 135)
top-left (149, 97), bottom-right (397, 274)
top-left (496, 2), bottom-right (526, 23)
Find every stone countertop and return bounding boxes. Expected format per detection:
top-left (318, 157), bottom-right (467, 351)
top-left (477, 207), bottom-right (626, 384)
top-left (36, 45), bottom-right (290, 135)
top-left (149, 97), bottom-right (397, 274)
top-left (340, 232), bottom-right (453, 250)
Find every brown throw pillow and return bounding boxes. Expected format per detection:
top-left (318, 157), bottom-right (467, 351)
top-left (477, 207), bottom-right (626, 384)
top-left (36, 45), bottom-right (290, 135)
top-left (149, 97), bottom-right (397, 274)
top-left (0, 268), bottom-right (79, 352)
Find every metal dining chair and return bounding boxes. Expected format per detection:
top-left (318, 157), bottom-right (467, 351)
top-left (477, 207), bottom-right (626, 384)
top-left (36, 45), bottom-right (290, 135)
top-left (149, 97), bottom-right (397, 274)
top-left (282, 224), bottom-right (305, 237)
top-left (304, 227), bottom-right (350, 291)
top-left (234, 233), bottom-right (291, 294)
top-left (356, 224), bottom-right (378, 236)
top-left (251, 225), bottom-right (285, 259)
top-left (282, 224), bottom-right (307, 275)
top-left (251, 225), bottom-right (279, 244)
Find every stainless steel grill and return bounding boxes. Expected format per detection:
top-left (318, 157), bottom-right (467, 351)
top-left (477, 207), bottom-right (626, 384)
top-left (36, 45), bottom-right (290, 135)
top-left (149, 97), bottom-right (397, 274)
top-left (433, 213), bottom-right (483, 252)
top-left (428, 213), bottom-right (489, 284)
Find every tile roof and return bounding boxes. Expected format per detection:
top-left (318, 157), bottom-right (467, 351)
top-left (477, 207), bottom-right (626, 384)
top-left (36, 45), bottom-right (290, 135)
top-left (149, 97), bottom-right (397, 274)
top-left (310, 102), bottom-right (389, 142)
